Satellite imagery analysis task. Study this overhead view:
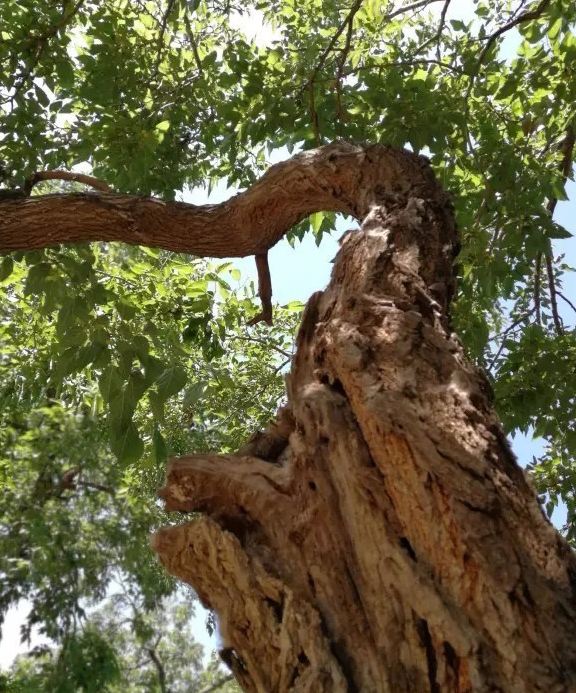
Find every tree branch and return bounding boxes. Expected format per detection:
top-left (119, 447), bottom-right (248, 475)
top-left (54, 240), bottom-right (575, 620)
top-left (0, 142), bottom-right (448, 260)
top-left (147, 645), bottom-right (169, 693)
top-left (6, 0), bottom-right (87, 100)
top-left (545, 252), bottom-right (563, 335)
top-left (544, 121), bottom-right (574, 335)
top-left (465, 0), bottom-right (552, 100)
top-left (247, 252), bottom-right (273, 326)
top-left (558, 290), bottom-right (576, 316)
top-left (25, 170), bottom-right (113, 194)
top-left (152, 0), bottom-right (178, 78)
top-left (534, 251), bottom-right (542, 324)
top-left (196, 674), bottom-right (234, 693)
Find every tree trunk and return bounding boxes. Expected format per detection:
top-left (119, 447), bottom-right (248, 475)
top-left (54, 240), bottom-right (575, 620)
top-left (151, 153), bottom-right (576, 693)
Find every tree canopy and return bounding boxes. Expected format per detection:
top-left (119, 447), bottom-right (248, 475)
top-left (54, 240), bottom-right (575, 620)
top-left (1, 0), bottom-right (576, 687)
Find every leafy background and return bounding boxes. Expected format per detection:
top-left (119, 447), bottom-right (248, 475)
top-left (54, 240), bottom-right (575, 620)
top-left (1, 0), bottom-right (575, 690)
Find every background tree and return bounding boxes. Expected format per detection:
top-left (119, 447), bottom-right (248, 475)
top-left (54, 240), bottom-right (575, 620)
top-left (2, 587), bottom-right (241, 693)
top-left (1, 0), bottom-right (576, 691)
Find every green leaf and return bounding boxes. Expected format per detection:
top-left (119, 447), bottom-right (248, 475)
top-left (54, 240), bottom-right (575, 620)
top-left (183, 380), bottom-right (207, 408)
top-left (108, 384), bottom-right (137, 436)
top-left (155, 365), bottom-right (187, 402)
top-left (111, 423), bottom-right (144, 464)
top-left (152, 428), bottom-right (168, 463)
top-left (148, 390), bottom-right (165, 423)
top-left (0, 256), bottom-right (13, 282)
top-left (98, 364), bottom-right (124, 402)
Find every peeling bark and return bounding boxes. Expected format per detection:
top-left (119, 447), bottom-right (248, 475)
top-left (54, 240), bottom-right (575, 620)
top-left (151, 149), bottom-right (576, 692)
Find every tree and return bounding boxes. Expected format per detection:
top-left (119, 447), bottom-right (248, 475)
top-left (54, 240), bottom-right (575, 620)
top-left (3, 586), bottom-right (242, 693)
top-left (1, 0), bottom-right (576, 691)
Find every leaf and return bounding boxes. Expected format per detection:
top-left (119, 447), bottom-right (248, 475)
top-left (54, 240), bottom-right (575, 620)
top-left (56, 59), bottom-right (75, 88)
top-left (152, 428), bottom-right (168, 463)
top-left (155, 365), bottom-right (187, 401)
top-left (111, 423), bottom-right (144, 464)
top-left (310, 211), bottom-right (323, 235)
top-left (183, 380), bottom-right (207, 408)
top-left (108, 384), bottom-right (137, 436)
top-left (155, 120), bottom-right (170, 131)
top-left (148, 390), bottom-right (165, 423)
top-left (0, 256), bottom-right (13, 282)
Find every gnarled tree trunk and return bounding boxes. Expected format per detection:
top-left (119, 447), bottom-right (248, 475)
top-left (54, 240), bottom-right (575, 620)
top-left (2, 142), bottom-right (575, 693)
top-left (150, 147), bottom-right (576, 693)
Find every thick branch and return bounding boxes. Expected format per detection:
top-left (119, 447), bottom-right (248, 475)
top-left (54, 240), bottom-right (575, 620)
top-left (0, 142), bottom-right (450, 264)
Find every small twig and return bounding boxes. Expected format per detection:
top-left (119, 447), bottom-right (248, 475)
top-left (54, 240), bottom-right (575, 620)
top-left (184, 13), bottom-right (204, 76)
top-left (387, 0), bottom-right (444, 20)
top-left (231, 335), bottom-right (292, 359)
top-left (435, 0), bottom-right (451, 61)
top-left (306, 0), bottom-right (363, 144)
top-left (493, 307), bottom-right (536, 339)
top-left (488, 308), bottom-right (537, 371)
top-left (335, 12), bottom-right (355, 136)
top-left (344, 58), bottom-right (464, 77)
top-left (197, 674), bottom-right (234, 693)
top-left (308, 82), bottom-right (321, 146)
top-left (545, 253), bottom-right (564, 335)
top-left (543, 121), bottom-right (574, 335)
top-left (465, 0), bottom-right (552, 101)
top-left (77, 480), bottom-right (116, 495)
top-left (8, 0), bottom-right (87, 99)
top-left (152, 0), bottom-right (178, 78)
top-left (558, 291), bottom-right (576, 316)
top-left (274, 357), bottom-right (291, 374)
top-left (534, 252), bottom-right (542, 324)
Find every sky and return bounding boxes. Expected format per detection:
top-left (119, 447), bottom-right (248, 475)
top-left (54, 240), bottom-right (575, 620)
top-left (2, 0), bottom-right (575, 674)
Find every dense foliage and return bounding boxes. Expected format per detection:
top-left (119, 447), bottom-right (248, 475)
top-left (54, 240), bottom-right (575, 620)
top-left (1, 0), bottom-right (575, 686)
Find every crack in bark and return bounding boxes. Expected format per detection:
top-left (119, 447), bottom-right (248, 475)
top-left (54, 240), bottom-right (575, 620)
top-left (416, 618), bottom-right (440, 693)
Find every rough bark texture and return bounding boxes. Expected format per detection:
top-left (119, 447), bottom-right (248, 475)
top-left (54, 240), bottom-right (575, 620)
top-left (150, 146), bottom-right (576, 693)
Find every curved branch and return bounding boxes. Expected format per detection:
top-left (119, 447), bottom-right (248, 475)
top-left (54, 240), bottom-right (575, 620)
top-left (0, 141), bottom-right (447, 259)
top-left (25, 170), bottom-right (113, 194)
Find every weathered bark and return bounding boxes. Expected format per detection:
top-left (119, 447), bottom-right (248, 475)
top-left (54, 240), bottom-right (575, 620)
top-left (150, 148), bottom-right (576, 692)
